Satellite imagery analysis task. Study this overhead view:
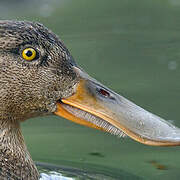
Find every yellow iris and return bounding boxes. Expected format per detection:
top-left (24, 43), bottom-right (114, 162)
top-left (22, 48), bottom-right (37, 61)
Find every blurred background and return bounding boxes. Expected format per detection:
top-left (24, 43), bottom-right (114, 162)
top-left (1, 0), bottom-right (180, 179)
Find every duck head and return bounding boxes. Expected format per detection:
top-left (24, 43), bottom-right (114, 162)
top-left (1, 20), bottom-right (180, 146)
top-left (0, 20), bottom-right (79, 121)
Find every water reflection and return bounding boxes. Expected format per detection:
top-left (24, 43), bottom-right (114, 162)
top-left (40, 172), bottom-right (74, 180)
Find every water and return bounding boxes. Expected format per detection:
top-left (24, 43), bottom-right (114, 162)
top-left (37, 162), bottom-right (124, 180)
top-left (1, 0), bottom-right (180, 179)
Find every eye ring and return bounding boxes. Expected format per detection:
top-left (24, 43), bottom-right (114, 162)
top-left (22, 47), bottom-right (37, 61)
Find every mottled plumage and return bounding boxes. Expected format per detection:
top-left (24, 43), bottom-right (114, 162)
top-left (0, 20), bottom-right (78, 179)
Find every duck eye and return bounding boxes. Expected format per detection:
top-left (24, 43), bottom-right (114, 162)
top-left (22, 48), bottom-right (37, 61)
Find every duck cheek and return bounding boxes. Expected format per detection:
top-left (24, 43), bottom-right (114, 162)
top-left (45, 101), bottom-right (57, 113)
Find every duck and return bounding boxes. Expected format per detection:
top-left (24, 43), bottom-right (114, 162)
top-left (0, 20), bottom-right (180, 179)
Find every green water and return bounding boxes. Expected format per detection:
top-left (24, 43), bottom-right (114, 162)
top-left (1, 0), bottom-right (180, 179)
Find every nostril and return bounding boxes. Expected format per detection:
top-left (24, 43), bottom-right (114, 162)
top-left (98, 88), bottom-right (110, 98)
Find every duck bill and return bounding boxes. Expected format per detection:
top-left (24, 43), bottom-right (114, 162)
top-left (55, 67), bottom-right (180, 146)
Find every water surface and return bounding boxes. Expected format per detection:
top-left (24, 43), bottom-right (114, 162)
top-left (1, 0), bottom-right (180, 179)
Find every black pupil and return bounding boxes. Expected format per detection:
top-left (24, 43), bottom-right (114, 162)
top-left (26, 50), bottom-right (33, 57)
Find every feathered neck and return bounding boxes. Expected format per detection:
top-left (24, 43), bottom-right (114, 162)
top-left (0, 118), bottom-right (39, 179)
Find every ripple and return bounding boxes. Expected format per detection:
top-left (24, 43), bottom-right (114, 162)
top-left (40, 172), bottom-right (74, 180)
